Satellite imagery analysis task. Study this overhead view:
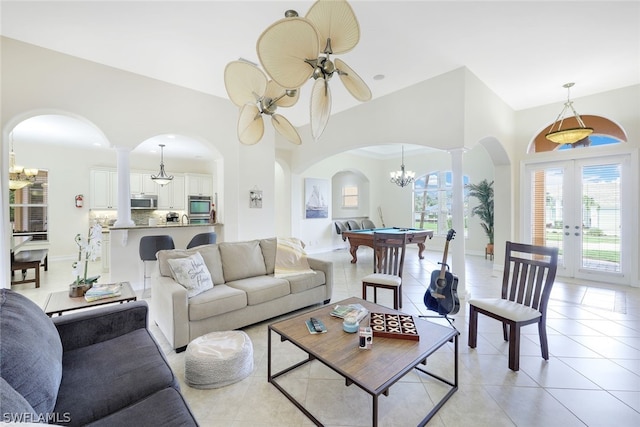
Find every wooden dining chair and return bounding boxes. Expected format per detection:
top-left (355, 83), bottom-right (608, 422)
top-left (361, 232), bottom-right (408, 309)
top-left (468, 241), bottom-right (559, 371)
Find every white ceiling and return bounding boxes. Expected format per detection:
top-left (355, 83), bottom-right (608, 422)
top-left (2, 0), bottom-right (639, 159)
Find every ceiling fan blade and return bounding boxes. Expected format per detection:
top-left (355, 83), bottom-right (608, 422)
top-left (335, 58), bottom-right (372, 102)
top-left (265, 80), bottom-right (299, 108)
top-left (306, 0), bottom-right (360, 54)
top-left (310, 78), bottom-right (332, 140)
top-left (224, 61), bottom-right (268, 107)
top-left (271, 114), bottom-right (302, 145)
top-left (237, 104), bottom-right (264, 145)
top-left (257, 17), bottom-right (319, 89)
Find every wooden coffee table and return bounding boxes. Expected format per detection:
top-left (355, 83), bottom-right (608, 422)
top-left (268, 297), bottom-right (459, 426)
top-left (43, 282), bottom-right (137, 317)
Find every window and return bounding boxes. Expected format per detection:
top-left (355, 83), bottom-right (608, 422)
top-left (10, 170), bottom-right (48, 241)
top-left (413, 171), bottom-right (469, 236)
top-left (342, 185), bottom-right (359, 208)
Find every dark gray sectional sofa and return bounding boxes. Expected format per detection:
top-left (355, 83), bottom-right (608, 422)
top-left (0, 289), bottom-right (198, 426)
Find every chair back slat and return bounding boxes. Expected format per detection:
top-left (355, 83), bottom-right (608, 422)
top-left (502, 241), bottom-right (559, 311)
top-left (372, 233), bottom-right (408, 277)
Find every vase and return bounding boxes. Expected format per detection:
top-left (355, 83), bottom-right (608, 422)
top-left (69, 283), bottom-right (92, 297)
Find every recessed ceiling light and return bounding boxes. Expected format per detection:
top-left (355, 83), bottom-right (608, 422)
top-left (373, 74), bottom-right (385, 81)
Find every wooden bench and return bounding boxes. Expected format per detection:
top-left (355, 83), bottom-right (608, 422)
top-left (11, 249), bottom-right (48, 288)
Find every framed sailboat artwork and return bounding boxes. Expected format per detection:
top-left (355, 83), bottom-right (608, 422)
top-left (304, 178), bottom-right (329, 219)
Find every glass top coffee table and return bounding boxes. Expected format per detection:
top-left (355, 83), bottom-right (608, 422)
top-left (268, 297), bottom-right (459, 426)
top-left (43, 282), bottom-right (137, 317)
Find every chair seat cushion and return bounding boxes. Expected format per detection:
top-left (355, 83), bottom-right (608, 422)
top-left (188, 284), bottom-right (247, 321)
top-left (53, 329), bottom-right (177, 425)
top-left (226, 276), bottom-right (290, 306)
top-left (362, 273), bottom-right (402, 287)
top-left (85, 388), bottom-right (197, 427)
top-left (469, 298), bottom-right (542, 322)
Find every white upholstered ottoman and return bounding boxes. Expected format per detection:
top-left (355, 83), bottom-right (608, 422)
top-left (184, 331), bottom-right (254, 389)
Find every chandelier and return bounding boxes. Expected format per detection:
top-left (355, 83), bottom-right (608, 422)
top-left (9, 134), bottom-right (38, 190)
top-left (545, 82), bottom-right (593, 144)
top-left (151, 144), bottom-right (173, 186)
top-left (390, 146), bottom-right (415, 188)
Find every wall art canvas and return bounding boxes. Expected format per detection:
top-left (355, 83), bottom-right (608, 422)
top-left (305, 178), bottom-right (329, 219)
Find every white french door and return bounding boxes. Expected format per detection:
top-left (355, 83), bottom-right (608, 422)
top-left (523, 154), bottom-right (633, 285)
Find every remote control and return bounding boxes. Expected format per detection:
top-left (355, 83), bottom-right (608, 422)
top-left (310, 317), bottom-right (324, 333)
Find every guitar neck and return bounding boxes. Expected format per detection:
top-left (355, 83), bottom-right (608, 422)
top-left (439, 241), bottom-right (450, 279)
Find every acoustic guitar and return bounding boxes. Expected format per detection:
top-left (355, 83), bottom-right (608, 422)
top-left (424, 229), bottom-right (460, 316)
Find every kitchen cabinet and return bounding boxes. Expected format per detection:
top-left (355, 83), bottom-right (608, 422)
top-left (186, 174), bottom-right (212, 196)
top-left (90, 169), bottom-right (118, 209)
top-left (158, 175), bottom-right (185, 210)
top-left (130, 172), bottom-right (158, 195)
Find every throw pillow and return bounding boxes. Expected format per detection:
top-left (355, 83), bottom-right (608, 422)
top-left (0, 289), bottom-right (63, 415)
top-left (167, 252), bottom-right (214, 298)
top-left (274, 237), bottom-right (316, 278)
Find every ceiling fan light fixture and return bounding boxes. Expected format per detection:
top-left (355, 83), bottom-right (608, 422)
top-left (151, 144), bottom-right (173, 186)
top-left (545, 82), bottom-right (593, 144)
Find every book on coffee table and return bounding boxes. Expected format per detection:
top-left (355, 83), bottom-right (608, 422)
top-left (84, 283), bottom-right (123, 302)
top-left (330, 303), bottom-right (369, 323)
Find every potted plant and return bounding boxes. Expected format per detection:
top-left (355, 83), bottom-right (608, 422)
top-left (69, 223), bottom-right (102, 297)
top-left (467, 179), bottom-right (494, 256)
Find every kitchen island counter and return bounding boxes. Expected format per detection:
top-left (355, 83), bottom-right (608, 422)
top-left (109, 223), bottom-right (222, 230)
top-left (108, 224), bottom-right (221, 292)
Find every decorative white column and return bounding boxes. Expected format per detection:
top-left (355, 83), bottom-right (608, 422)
top-left (449, 148), bottom-right (468, 300)
top-left (114, 146), bottom-right (135, 227)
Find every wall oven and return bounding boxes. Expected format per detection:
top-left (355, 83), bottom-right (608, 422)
top-left (188, 195), bottom-right (211, 222)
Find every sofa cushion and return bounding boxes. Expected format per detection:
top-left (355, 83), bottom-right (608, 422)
top-left (274, 237), bottom-right (315, 278)
top-left (188, 284), bottom-right (248, 321)
top-left (226, 276), bottom-right (290, 306)
top-left (53, 328), bottom-right (177, 426)
top-left (158, 244), bottom-right (225, 285)
top-left (260, 237), bottom-right (277, 274)
top-left (287, 270), bottom-right (326, 294)
top-left (0, 289), bottom-right (62, 416)
top-left (85, 388), bottom-right (197, 427)
top-left (168, 252), bottom-right (214, 298)
top-left (219, 240), bottom-right (267, 282)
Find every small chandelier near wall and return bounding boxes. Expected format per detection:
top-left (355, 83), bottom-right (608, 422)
top-left (390, 146), bottom-right (415, 188)
top-left (545, 82), bottom-right (594, 145)
top-left (8, 133), bottom-right (38, 190)
top-left (151, 144), bottom-right (173, 186)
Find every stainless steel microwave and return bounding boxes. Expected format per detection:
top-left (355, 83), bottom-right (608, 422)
top-left (130, 194), bottom-right (158, 210)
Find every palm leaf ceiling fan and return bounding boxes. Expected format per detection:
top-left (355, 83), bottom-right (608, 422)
top-left (224, 60), bottom-right (301, 145)
top-left (256, 0), bottom-right (372, 141)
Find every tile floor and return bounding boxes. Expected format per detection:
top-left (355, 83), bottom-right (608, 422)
top-left (12, 246), bottom-right (640, 427)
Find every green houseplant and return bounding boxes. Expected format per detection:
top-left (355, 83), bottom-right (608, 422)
top-left (467, 179), bottom-right (494, 254)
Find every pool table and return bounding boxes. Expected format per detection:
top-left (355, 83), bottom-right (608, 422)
top-left (341, 227), bottom-right (434, 264)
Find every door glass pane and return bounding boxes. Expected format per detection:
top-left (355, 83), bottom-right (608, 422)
top-left (581, 164), bottom-right (621, 273)
top-left (529, 167), bottom-right (564, 266)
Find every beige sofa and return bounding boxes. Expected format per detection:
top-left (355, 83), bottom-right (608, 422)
top-left (151, 238), bottom-right (333, 351)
